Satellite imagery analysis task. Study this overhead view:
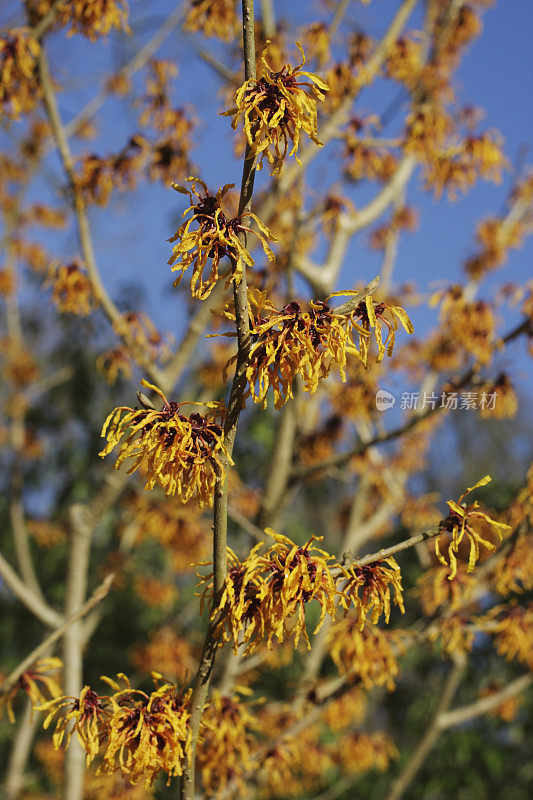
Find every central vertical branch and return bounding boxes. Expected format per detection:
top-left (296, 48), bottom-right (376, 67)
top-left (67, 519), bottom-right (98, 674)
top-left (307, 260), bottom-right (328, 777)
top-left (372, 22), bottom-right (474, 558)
top-left (179, 3), bottom-right (258, 799)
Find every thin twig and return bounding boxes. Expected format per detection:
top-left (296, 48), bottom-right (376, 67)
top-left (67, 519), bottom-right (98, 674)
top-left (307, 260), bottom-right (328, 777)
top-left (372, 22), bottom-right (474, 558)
top-left (62, 504), bottom-right (96, 800)
top-left (260, 0), bottom-right (276, 38)
top-left (57, 6), bottom-right (184, 143)
top-left (343, 526), bottom-right (442, 570)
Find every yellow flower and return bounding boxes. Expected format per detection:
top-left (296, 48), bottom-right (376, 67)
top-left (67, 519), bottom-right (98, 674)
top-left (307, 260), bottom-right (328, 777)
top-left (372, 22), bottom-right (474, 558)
top-left (202, 532), bottom-right (337, 653)
top-left (220, 289), bottom-right (369, 409)
top-left (199, 544), bottom-right (268, 654)
top-left (429, 613), bottom-right (476, 656)
top-left (1, 657), bottom-right (62, 723)
top-left (197, 688), bottom-right (259, 797)
top-left (99, 381), bottom-right (231, 507)
top-left (0, 29), bottom-right (41, 119)
top-left (168, 178), bottom-right (275, 299)
top-left (260, 530), bottom-right (337, 649)
top-left (100, 675), bottom-right (192, 785)
top-left (53, 0), bottom-right (130, 41)
top-left (332, 292), bottom-right (414, 366)
top-left (480, 602), bottom-right (533, 670)
top-left (416, 563), bottom-right (477, 615)
top-left (329, 619), bottom-right (399, 690)
top-left (222, 42), bottom-right (329, 174)
top-left (40, 684), bottom-right (106, 765)
top-left (336, 731), bottom-right (398, 774)
top-left (435, 475), bottom-right (511, 580)
top-left (183, 0), bottom-right (239, 42)
top-left (339, 557), bottom-right (405, 629)
top-left (39, 673), bottom-right (192, 785)
top-left (47, 261), bottom-right (95, 315)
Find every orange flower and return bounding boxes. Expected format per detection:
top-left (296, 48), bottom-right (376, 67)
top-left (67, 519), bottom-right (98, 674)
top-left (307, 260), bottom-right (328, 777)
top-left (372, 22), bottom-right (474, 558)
top-left (47, 262), bottom-right (95, 315)
top-left (40, 673), bottom-right (192, 784)
top-left (329, 619), bottom-right (399, 690)
top-left (201, 532), bottom-right (337, 653)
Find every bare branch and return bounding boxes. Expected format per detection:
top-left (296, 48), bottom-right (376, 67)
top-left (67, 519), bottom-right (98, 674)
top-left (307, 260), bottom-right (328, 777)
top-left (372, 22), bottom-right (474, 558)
top-left (60, 6), bottom-right (184, 142)
top-left (437, 673), bottom-right (533, 730)
top-left (343, 526), bottom-right (442, 570)
top-left (0, 551), bottom-right (63, 629)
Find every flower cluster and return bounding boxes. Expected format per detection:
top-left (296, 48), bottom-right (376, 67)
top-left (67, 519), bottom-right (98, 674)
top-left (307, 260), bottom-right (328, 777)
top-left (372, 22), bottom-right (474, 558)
top-left (339, 557), bottom-right (405, 629)
top-left (435, 475), bottom-right (511, 580)
top-left (32, 0), bottom-right (130, 41)
top-left (100, 381), bottom-right (231, 506)
top-left (1, 658), bottom-right (62, 723)
top-left (220, 289), bottom-right (413, 409)
top-left (480, 602), bottom-right (533, 670)
top-left (131, 627), bottom-right (195, 682)
top-left (223, 43), bottom-right (329, 174)
top-left (39, 673), bottom-right (192, 785)
top-left (422, 133), bottom-right (506, 200)
top-left (259, 720), bottom-right (333, 798)
top-left (138, 60), bottom-right (195, 183)
top-left (432, 287), bottom-right (498, 365)
top-left (168, 178), bottom-right (275, 299)
top-left (0, 29), bottom-right (41, 119)
top-left (47, 261), bottom-right (95, 315)
top-left (328, 619), bottom-right (400, 690)
top-left (344, 292), bottom-right (414, 365)
top-left (197, 689), bottom-right (259, 797)
top-left (123, 492), bottom-right (209, 571)
top-left (183, 0), bottom-right (239, 42)
top-left (343, 132), bottom-right (397, 183)
top-left (465, 214), bottom-right (528, 279)
top-left (336, 731), bottom-right (398, 775)
top-left (201, 531), bottom-right (336, 652)
top-left (75, 138), bottom-right (146, 206)
top-left (221, 290), bottom-right (359, 408)
top-left (494, 533), bottom-right (533, 596)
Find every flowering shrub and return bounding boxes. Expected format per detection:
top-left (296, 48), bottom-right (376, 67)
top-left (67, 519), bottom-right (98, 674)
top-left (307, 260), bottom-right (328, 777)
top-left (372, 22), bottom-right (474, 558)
top-left (1, 2), bottom-right (532, 800)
